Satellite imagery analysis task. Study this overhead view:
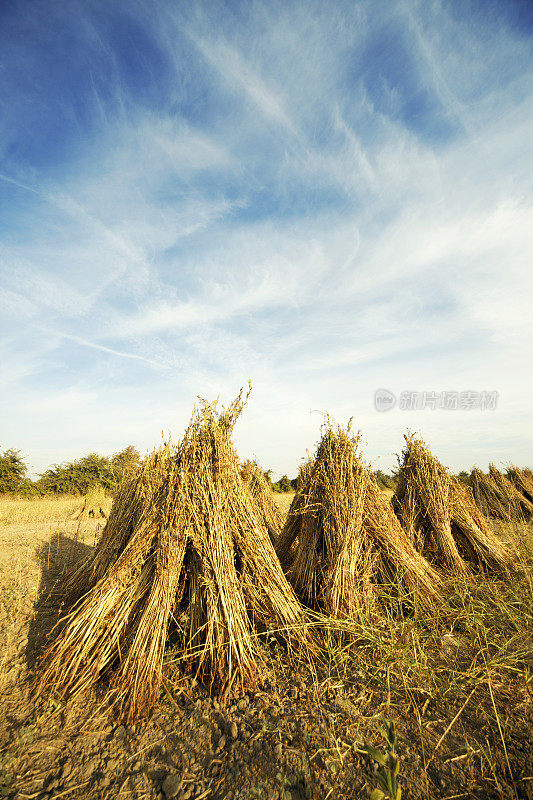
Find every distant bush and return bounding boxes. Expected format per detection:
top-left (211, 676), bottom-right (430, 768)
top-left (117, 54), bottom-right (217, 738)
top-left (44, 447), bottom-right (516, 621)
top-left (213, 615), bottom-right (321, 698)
top-left (38, 453), bottom-right (116, 494)
top-left (374, 470), bottom-right (397, 491)
top-left (456, 470), bottom-right (471, 485)
top-left (16, 478), bottom-right (43, 498)
top-left (277, 475), bottom-right (293, 493)
top-left (0, 448), bottom-right (27, 493)
top-left (38, 446), bottom-right (141, 495)
top-left (263, 470), bottom-right (295, 493)
top-left (0, 444), bottom-right (142, 497)
top-left (267, 473), bottom-right (298, 493)
top-left (111, 446), bottom-right (141, 484)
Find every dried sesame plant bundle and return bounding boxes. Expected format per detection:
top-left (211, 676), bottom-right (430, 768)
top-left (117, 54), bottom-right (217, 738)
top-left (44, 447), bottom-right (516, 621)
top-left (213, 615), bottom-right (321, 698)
top-left (70, 484), bottom-right (108, 521)
top-left (297, 457), bottom-right (315, 491)
top-left (276, 458), bottom-right (316, 568)
top-left (240, 459), bottom-right (284, 544)
top-left (506, 466), bottom-right (533, 505)
top-left (470, 465), bottom-right (533, 521)
top-left (393, 435), bottom-right (513, 575)
top-left (37, 389), bottom-right (311, 721)
top-left (276, 422), bottom-right (442, 620)
top-left (60, 457), bottom-right (158, 607)
top-left (470, 467), bottom-right (502, 519)
top-left (481, 465), bottom-right (532, 520)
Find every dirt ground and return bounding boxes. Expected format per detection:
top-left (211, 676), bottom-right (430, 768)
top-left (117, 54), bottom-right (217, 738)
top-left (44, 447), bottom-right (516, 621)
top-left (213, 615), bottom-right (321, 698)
top-left (0, 505), bottom-right (532, 800)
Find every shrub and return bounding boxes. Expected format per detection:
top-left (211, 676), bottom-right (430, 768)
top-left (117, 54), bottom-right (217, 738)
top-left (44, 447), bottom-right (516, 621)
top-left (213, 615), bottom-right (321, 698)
top-left (0, 448), bottom-right (27, 493)
top-left (374, 470), bottom-right (397, 491)
top-left (278, 475), bottom-right (293, 493)
top-left (111, 446), bottom-right (141, 484)
top-left (38, 453), bottom-right (116, 495)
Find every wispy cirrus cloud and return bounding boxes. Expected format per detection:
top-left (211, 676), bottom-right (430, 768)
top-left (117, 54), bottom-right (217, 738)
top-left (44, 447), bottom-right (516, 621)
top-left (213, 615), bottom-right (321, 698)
top-left (190, 36), bottom-right (299, 138)
top-left (0, 0), bottom-right (532, 476)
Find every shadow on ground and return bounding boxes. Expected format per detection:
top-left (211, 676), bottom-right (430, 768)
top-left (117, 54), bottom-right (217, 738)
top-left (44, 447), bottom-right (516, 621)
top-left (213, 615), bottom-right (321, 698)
top-left (26, 531), bottom-right (94, 669)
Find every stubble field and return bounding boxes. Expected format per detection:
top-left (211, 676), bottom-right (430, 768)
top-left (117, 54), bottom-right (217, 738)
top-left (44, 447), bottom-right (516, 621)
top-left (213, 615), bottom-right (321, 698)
top-left (0, 494), bottom-right (532, 800)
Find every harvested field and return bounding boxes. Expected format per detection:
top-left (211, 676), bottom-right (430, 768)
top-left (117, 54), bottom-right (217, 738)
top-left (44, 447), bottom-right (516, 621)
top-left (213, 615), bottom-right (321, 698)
top-left (0, 428), bottom-right (532, 800)
top-left (0, 494), bottom-right (112, 525)
top-left (272, 491), bottom-right (295, 515)
top-left (1, 510), bottom-right (532, 800)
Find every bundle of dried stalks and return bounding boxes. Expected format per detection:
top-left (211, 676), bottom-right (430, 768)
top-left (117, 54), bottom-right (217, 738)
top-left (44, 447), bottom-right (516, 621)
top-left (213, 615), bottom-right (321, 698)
top-left (470, 468), bottom-right (493, 518)
top-left (296, 457), bottom-right (315, 491)
top-left (276, 459), bottom-right (315, 569)
top-left (240, 460), bottom-right (284, 544)
top-left (38, 390), bottom-right (311, 720)
top-left (276, 423), bottom-right (442, 620)
top-left (471, 466), bottom-right (533, 521)
top-left (70, 484), bottom-right (107, 520)
top-left (393, 435), bottom-right (513, 574)
top-left (506, 466), bottom-right (533, 505)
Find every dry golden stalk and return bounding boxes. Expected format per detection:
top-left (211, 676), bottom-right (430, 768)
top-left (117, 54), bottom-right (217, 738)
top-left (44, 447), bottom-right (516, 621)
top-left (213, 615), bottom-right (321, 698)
top-left (506, 466), bottom-right (533, 505)
top-left (70, 484), bottom-right (108, 521)
top-left (470, 466), bottom-right (533, 521)
top-left (276, 422), bottom-right (442, 620)
top-left (240, 459), bottom-right (284, 544)
top-left (393, 435), bottom-right (514, 574)
top-left (37, 389), bottom-right (312, 721)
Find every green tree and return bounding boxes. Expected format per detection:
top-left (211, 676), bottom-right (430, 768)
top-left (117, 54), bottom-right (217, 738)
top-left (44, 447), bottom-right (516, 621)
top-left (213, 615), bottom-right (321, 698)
top-left (39, 453), bottom-right (116, 494)
top-left (0, 448), bottom-right (27, 493)
top-left (278, 475), bottom-right (292, 493)
top-left (111, 446), bottom-right (141, 484)
top-left (374, 470), bottom-right (397, 491)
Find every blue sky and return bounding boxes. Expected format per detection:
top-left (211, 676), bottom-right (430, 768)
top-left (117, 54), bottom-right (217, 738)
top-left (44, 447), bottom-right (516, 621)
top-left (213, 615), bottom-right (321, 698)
top-left (1, 0), bottom-right (532, 478)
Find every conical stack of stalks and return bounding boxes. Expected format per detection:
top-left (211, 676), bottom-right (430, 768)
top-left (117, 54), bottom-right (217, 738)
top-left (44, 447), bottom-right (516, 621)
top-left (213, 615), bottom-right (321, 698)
top-left (506, 466), bottom-right (533, 505)
top-left (275, 423), bottom-right (442, 620)
top-left (70, 484), bottom-right (108, 520)
top-left (240, 460), bottom-right (284, 544)
top-left (277, 458), bottom-right (315, 569)
top-left (471, 466), bottom-right (533, 521)
top-left (393, 435), bottom-right (513, 575)
top-left (37, 391), bottom-right (312, 721)
top-left (470, 468), bottom-right (502, 519)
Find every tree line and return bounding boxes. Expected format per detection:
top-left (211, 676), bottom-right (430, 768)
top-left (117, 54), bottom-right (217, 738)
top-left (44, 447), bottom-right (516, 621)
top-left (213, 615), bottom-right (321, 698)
top-left (0, 446), bottom-right (140, 495)
top-left (264, 468), bottom-right (398, 493)
top-left (0, 445), bottom-right (400, 496)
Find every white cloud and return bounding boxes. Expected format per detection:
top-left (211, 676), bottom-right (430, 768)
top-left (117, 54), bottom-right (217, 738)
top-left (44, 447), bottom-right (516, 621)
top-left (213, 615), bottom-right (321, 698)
top-left (1, 0), bottom-right (532, 477)
top-left (190, 35), bottom-right (299, 137)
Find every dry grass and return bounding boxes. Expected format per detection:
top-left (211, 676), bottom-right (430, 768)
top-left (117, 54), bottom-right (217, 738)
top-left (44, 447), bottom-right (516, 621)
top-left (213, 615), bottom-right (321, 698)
top-left (36, 390), bottom-right (313, 721)
top-left (316, 519), bottom-right (533, 799)
top-left (393, 435), bottom-right (513, 575)
top-left (0, 518), bottom-right (99, 698)
top-left (272, 491), bottom-right (295, 514)
top-left (276, 422), bottom-right (442, 620)
top-left (0, 495), bottom-right (104, 525)
top-left (0, 471), bottom-right (531, 799)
